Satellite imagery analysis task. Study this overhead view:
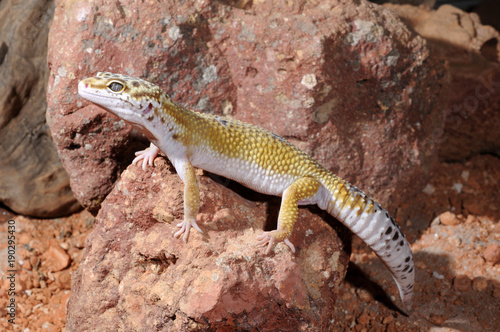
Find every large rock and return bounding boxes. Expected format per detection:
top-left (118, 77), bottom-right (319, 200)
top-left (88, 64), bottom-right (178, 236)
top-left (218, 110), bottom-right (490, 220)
top-left (0, 0), bottom-right (80, 217)
top-left (66, 157), bottom-right (350, 331)
top-left (385, 4), bottom-right (500, 161)
top-left (370, 0), bottom-right (436, 9)
top-left (46, 0), bottom-right (445, 214)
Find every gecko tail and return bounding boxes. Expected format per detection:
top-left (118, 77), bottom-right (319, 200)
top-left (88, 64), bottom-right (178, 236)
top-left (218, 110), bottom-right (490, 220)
top-left (319, 180), bottom-right (414, 313)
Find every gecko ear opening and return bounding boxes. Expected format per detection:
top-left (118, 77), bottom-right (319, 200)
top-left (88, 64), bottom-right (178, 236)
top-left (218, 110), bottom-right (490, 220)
top-left (143, 103), bottom-right (153, 114)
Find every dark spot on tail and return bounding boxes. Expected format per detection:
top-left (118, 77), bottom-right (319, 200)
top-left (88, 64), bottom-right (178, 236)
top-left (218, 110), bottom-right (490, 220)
top-left (392, 232), bottom-right (399, 241)
top-left (385, 227), bottom-right (392, 235)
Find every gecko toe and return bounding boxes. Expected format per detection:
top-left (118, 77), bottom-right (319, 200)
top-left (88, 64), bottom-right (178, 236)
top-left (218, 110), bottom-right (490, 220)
top-left (284, 239), bottom-right (296, 253)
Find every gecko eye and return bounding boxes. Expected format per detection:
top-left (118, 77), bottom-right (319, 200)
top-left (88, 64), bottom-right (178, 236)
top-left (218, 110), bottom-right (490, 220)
top-left (107, 81), bottom-right (125, 93)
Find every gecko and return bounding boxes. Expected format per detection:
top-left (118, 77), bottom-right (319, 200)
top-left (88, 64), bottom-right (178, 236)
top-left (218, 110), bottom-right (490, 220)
top-left (78, 72), bottom-right (414, 313)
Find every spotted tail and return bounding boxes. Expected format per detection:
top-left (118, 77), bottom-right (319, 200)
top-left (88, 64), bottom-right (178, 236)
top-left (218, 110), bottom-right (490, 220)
top-left (317, 177), bottom-right (414, 313)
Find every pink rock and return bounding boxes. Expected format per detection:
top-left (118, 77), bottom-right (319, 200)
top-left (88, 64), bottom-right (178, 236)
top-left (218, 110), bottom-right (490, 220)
top-left (439, 211), bottom-right (460, 226)
top-left (42, 244), bottom-right (71, 272)
top-left (483, 243), bottom-right (500, 264)
top-left (66, 158), bottom-right (350, 330)
top-left (472, 276), bottom-right (488, 292)
top-left (46, 0), bottom-right (445, 216)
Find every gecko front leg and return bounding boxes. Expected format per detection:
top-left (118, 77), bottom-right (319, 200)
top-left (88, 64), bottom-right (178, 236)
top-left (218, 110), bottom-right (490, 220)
top-left (171, 159), bottom-right (202, 242)
top-left (132, 143), bottom-right (160, 170)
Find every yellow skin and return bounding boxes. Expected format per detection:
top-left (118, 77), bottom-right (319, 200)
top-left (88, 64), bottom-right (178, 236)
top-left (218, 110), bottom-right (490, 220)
top-left (78, 72), bottom-right (415, 313)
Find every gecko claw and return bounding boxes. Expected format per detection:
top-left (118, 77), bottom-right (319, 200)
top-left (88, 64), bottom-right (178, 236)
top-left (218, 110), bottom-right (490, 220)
top-left (256, 233), bottom-right (275, 254)
top-left (174, 219), bottom-right (203, 242)
top-left (284, 239), bottom-right (296, 253)
top-left (255, 232), bottom-right (296, 254)
top-left (132, 145), bottom-right (159, 171)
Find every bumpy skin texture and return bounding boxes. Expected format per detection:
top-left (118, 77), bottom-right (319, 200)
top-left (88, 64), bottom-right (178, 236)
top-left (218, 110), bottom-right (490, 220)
top-left (78, 72), bottom-right (414, 312)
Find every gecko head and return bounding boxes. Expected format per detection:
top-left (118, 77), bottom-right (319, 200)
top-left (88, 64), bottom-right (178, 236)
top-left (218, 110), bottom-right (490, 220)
top-left (78, 72), bottom-right (165, 128)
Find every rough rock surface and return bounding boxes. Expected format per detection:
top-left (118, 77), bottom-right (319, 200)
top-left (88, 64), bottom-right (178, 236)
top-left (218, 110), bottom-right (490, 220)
top-left (2, 155), bottom-right (499, 331)
top-left (66, 157), bottom-right (350, 331)
top-left (0, 0), bottom-right (80, 217)
top-left (370, 0), bottom-right (435, 9)
top-left (46, 0), bottom-right (445, 214)
top-left (385, 4), bottom-right (500, 161)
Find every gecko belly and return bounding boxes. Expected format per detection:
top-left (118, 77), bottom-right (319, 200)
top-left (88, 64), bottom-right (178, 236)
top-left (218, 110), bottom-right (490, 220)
top-left (190, 151), bottom-right (296, 196)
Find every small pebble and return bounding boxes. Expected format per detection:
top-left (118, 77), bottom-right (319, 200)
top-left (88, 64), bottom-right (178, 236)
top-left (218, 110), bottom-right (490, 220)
top-left (461, 170), bottom-right (470, 181)
top-left (422, 183), bottom-right (435, 195)
top-left (41, 244), bottom-right (71, 272)
top-left (22, 260), bottom-right (32, 271)
top-left (453, 274), bottom-right (471, 292)
top-left (440, 212), bottom-right (460, 226)
top-left (357, 312), bottom-right (370, 325)
top-left (465, 215), bottom-right (477, 224)
top-left (483, 243), bottom-right (500, 264)
top-left (382, 314), bottom-right (394, 325)
top-left (429, 313), bottom-right (446, 326)
top-left (55, 271), bottom-right (72, 290)
top-left (357, 289), bottom-right (372, 303)
top-left (493, 285), bottom-right (500, 299)
top-left (452, 183), bottom-right (463, 193)
top-left (472, 277), bottom-right (488, 292)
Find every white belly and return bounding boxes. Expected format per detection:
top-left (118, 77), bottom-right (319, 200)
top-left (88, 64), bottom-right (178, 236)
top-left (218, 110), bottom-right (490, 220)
top-left (190, 150), bottom-right (296, 196)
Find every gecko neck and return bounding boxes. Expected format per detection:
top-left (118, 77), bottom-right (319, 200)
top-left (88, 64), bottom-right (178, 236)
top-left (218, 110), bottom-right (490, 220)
top-left (144, 95), bottom-right (206, 157)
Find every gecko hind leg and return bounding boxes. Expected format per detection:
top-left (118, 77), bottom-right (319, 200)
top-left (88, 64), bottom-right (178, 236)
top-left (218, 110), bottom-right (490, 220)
top-left (256, 176), bottom-right (321, 254)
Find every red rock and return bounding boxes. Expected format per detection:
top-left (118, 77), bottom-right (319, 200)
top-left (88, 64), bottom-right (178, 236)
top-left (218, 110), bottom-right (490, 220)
top-left (483, 243), bottom-right (500, 264)
top-left (55, 271), bottom-right (72, 290)
top-left (429, 313), bottom-right (446, 326)
top-left (382, 314), bottom-right (394, 325)
top-left (357, 312), bottom-right (371, 325)
top-left (463, 200), bottom-right (484, 216)
top-left (472, 277), bottom-right (488, 292)
top-left (439, 211), bottom-right (460, 226)
top-left (42, 244), bottom-right (71, 272)
top-left (493, 284), bottom-right (500, 299)
top-left (46, 0), bottom-right (445, 215)
top-left (18, 274), bottom-right (32, 292)
top-left (453, 274), bottom-right (471, 292)
top-left (357, 289), bottom-right (373, 303)
top-left (22, 260), bottom-right (32, 271)
top-left (385, 4), bottom-right (500, 161)
top-left (66, 158), bottom-right (350, 331)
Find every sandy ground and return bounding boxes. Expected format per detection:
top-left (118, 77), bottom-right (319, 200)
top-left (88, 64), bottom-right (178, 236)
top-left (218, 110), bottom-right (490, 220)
top-left (0, 155), bottom-right (499, 331)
